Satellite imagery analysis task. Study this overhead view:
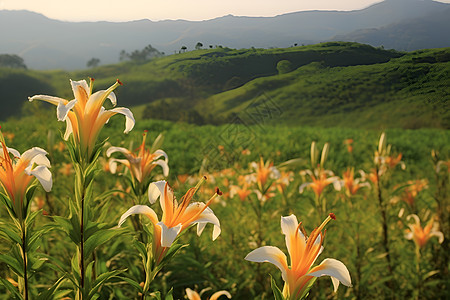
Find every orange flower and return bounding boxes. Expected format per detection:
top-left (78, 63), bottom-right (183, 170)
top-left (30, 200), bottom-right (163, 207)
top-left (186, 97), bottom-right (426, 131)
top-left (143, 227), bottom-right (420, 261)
top-left (246, 214), bottom-right (351, 299)
top-left (119, 179), bottom-right (221, 264)
top-left (385, 153), bottom-right (404, 169)
top-left (185, 288), bottom-right (231, 300)
top-left (107, 131), bottom-right (168, 183)
top-left (400, 179), bottom-right (428, 207)
top-left (250, 157), bottom-right (280, 190)
top-left (0, 130), bottom-right (52, 221)
top-left (405, 214), bottom-right (444, 248)
top-left (299, 169), bottom-right (340, 198)
top-left (341, 168), bottom-right (369, 196)
top-left (29, 78), bottom-right (135, 159)
top-left (177, 174), bottom-right (189, 184)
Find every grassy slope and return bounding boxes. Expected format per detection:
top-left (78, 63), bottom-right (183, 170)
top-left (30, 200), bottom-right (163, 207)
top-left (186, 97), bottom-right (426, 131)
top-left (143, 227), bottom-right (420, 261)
top-left (1, 42), bottom-right (449, 128)
top-left (196, 47), bottom-right (450, 129)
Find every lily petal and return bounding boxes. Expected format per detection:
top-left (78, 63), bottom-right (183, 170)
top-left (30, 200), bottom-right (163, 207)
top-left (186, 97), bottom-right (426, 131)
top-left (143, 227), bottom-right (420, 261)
top-left (64, 118), bottom-right (73, 141)
top-left (106, 146), bottom-right (131, 157)
top-left (210, 291), bottom-right (232, 300)
top-left (21, 147), bottom-right (49, 166)
top-left (157, 222), bottom-right (182, 247)
top-left (118, 205), bottom-right (158, 227)
top-left (245, 246), bottom-right (289, 281)
top-left (153, 160), bottom-right (169, 177)
top-left (148, 180), bottom-right (167, 204)
top-left (109, 107), bottom-right (135, 134)
top-left (57, 99), bottom-right (77, 121)
top-left (185, 288), bottom-right (201, 300)
top-left (308, 258), bottom-right (352, 292)
top-left (25, 165), bottom-right (52, 192)
top-left (194, 206), bottom-right (221, 240)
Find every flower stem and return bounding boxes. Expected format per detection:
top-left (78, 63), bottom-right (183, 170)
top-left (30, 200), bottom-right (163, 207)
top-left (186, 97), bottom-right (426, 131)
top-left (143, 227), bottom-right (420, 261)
top-left (21, 222), bottom-right (29, 300)
top-left (375, 166), bottom-right (394, 297)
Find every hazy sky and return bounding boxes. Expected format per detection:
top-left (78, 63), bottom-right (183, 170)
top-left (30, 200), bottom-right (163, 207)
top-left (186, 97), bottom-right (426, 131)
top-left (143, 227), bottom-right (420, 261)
top-left (2, 0), bottom-right (449, 22)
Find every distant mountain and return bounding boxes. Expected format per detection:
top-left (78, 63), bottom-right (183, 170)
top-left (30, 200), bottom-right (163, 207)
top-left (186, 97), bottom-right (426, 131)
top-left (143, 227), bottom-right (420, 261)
top-left (332, 7), bottom-right (450, 50)
top-left (0, 0), bottom-right (449, 70)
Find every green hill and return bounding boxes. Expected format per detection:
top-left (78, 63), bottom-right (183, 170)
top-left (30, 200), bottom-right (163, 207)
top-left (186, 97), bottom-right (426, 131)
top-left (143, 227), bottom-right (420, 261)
top-left (1, 42), bottom-right (449, 129)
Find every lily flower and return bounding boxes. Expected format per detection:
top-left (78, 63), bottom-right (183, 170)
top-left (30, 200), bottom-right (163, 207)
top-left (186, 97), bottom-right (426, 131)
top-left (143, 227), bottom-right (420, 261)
top-left (250, 157), bottom-right (280, 191)
top-left (405, 214), bottom-right (444, 248)
top-left (299, 169), bottom-right (341, 198)
top-left (29, 78), bottom-right (135, 159)
top-left (245, 214), bottom-right (352, 300)
top-left (341, 168), bottom-right (370, 196)
top-left (107, 130), bottom-right (169, 183)
top-left (119, 178), bottom-right (221, 264)
top-left (185, 288), bottom-right (231, 300)
top-left (0, 130), bottom-right (52, 221)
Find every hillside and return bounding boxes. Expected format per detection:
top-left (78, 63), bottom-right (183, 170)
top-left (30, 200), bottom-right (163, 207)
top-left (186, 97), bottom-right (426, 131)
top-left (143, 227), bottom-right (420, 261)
top-left (1, 0), bottom-right (449, 69)
top-left (1, 42), bottom-right (449, 129)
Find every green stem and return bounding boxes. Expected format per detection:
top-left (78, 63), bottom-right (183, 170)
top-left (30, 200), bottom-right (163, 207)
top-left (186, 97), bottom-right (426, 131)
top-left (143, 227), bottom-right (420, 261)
top-left (414, 247), bottom-right (421, 300)
top-left (21, 222), bottom-right (28, 300)
top-left (79, 183), bottom-right (86, 299)
top-left (375, 166), bottom-right (394, 298)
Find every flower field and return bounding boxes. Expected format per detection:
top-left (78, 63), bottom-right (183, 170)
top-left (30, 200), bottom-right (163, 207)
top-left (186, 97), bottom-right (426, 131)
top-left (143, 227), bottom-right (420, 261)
top-left (0, 79), bottom-right (449, 299)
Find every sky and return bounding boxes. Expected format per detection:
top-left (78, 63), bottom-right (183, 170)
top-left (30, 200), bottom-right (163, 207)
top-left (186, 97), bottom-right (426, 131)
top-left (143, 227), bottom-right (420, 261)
top-left (2, 0), bottom-right (449, 22)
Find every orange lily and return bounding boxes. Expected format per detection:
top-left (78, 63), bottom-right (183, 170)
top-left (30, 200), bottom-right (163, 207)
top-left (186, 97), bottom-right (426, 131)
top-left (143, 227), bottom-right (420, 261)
top-left (341, 168), bottom-right (369, 196)
top-left (405, 214), bottom-right (444, 248)
top-left (0, 131), bottom-right (52, 220)
top-left (185, 288), bottom-right (231, 300)
top-left (119, 179), bottom-right (221, 264)
top-left (299, 169), bottom-right (341, 198)
top-left (29, 78), bottom-right (135, 159)
top-left (245, 214), bottom-right (351, 299)
top-left (250, 157), bottom-right (280, 191)
top-left (107, 131), bottom-right (168, 183)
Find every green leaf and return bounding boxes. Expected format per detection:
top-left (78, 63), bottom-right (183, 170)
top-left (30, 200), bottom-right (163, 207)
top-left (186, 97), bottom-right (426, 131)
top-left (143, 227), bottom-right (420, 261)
top-left (0, 278), bottom-right (23, 300)
top-left (70, 252), bottom-right (81, 286)
top-left (0, 253), bottom-right (24, 277)
top-left (270, 275), bottom-right (285, 300)
top-left (88, 269), bottom-right (125, 300)
top-left (164, 288), bottom-right (174, 300)
top-left (148, 291), bottom-right (161, 300)
top-left (117, 276), bottom-right (144, 293)
top-left (0, 223), bottom-right (21, 244)
top-left (150, 132), bottom-right (164, 153)
top-left (0, 192), bottom-right (16, 219)
top-left (84, 228), bottom-right (124, 259)
top-left (159, 243), bottom-right (188, 266)
top-left (52, 216), bottom-right (80, 244)
top-left (36, 276), bottom-right (66, 300)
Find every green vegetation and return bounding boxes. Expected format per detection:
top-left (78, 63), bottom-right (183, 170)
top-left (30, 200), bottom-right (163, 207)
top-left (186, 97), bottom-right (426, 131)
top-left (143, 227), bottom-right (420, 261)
top-left (0, 112), bottom-right (448, 299)
top-left (1, 42), bottom-right (449, 128)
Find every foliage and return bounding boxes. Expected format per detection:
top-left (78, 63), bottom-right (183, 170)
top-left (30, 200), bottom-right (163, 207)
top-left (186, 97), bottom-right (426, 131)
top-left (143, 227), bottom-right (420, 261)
top-left (0, 54), bottom-right (27, 69)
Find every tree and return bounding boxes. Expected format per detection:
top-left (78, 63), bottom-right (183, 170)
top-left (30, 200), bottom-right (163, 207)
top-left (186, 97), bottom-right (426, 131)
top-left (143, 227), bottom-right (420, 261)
top-left (180, 46), bottom-right (187, 53)
top-left (276, 60), bottom-right (293, 74)
top-left (119, 44), bottom-right (162, 63)
top-left (0, 54), bottom-right (27, 69)
top-left (195, 42), bottom-right (203, 50)
top-left (86, 58), bottom-right (100, 68)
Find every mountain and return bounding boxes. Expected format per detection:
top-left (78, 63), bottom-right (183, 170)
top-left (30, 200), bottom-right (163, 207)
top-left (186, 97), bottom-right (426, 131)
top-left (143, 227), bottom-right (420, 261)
top-left (0, 0), bottom-right (449, 70)
top-left (332, 7), bottom-right (450, 50)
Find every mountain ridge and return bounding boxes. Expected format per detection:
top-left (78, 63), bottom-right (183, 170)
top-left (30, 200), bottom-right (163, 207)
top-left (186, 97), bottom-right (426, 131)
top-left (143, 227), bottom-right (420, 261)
top-left (0, 0), bottom-right (449, 69)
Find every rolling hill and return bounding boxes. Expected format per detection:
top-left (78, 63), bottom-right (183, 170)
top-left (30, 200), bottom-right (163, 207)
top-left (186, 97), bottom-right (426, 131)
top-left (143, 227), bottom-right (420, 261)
top-left (1, 42), bottom-right (449, 129)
